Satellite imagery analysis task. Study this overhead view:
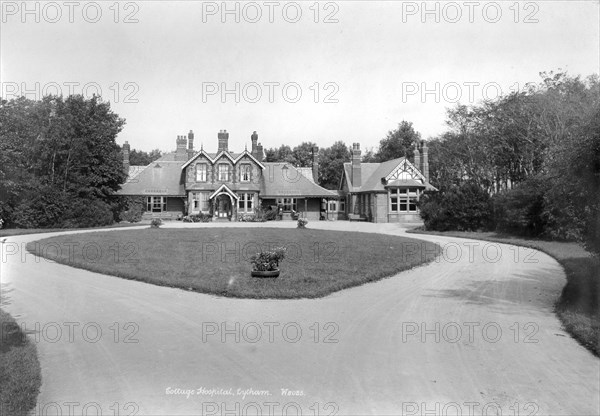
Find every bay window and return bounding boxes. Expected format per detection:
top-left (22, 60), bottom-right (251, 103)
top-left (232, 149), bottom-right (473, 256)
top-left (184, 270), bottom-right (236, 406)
top-left (389, 188), bottom-right (419, 213)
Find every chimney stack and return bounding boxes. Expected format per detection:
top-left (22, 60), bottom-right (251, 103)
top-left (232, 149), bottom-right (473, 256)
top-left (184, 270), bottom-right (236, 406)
top-left (251, 131), bottom-right (258, 156)
top-left (256, 142), bottom-right (264, 162)
top-left (312, 146), bottom-right (319, 183)
top-left (351, 142), bottom-right (362, 187)
top-left (187, 130), bottom-right (195, 160)
top-left (176, 135), bottom-right (187, 161)
top-left (122, 141), bottom-right (130, 174)
top-left (218, 129), bottom-right (229, 153)
top-left (414, 141), bottom-right (420, 172)
top-left (421, 140), bottom-right (429, 182)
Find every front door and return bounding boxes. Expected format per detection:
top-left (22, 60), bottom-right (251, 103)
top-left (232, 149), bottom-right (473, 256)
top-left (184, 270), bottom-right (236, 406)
top-left (216, 194), bottom-right (231, 218)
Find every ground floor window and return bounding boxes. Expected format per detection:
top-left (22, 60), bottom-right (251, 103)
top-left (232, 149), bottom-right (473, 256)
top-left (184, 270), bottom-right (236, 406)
top-left (192, 192), bottom-right (210, 212)
top-left (277, 197), bottom-right (297, 212)
top-left (147, 196), bottom-right (167, 212)
top-left (389, 188), bottom-right (419, 213)
top-left (237, 192), bottom-right (255, 212)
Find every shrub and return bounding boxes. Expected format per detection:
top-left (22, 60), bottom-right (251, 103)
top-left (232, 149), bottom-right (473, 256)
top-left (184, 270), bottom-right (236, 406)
top-left (183, 213), bottom-right (212, 223)
top-left (262, 209), bottom-right (278, 221)
top-left (117, 197), bottom-right (145, 223)
top-left (419, 182), bottom-right (493, 231)
top-left (492, 177), bottom-right (548, 237)
top-left (250, 247), bottom-right (287, 271)
top-left (150, 218), bottom-right (162, 228)
top-left (297, 218), bottom-right (308, 228)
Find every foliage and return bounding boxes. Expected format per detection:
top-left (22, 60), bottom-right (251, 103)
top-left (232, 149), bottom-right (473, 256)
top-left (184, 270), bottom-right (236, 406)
top-left (258, 208), bottom-right (278, 221)
top-left (128, 148), bottom-right (162, 166)
top-left (419, 182), bottom-right (493, 231)
top-left (426, 71), bottom-right (599, 254)
top-left (150, 218), bottom-right (162, 228)
top-left (0, 95), bottom-right (126, 228)
top-left (318, 141), bottom-right (351, 189)
top-left (297, 218), bottom-right (308, 228)
top-left (492, 177), bottom-right (549, 237)
top-left (116, 196), bottom-right (145, 223)
top-left (250, 246), bottom-right (287, 271)
top-left (373, 121), bottom-right (420, 162)
top-left (182, 213), bottom-right (212, 223)
top-left (237, 213), bottom-right (266, 222)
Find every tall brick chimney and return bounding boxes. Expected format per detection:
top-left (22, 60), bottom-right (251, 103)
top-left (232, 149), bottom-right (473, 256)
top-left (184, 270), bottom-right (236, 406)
top-left (218, 130), bottom-right (229, 153)
top-left (421, 140), bottom-right (429, 182)
top-left (414, 141), bottom-right (420, 172)
top-left (352, 142), bottom-right (362, 188)
top-left (312, 146), bottom-right (319, 183)
top-left (251, 131), bottom-right (258, 156)
top-left (176, 135), bottom-right (187, 161)
top-left (187, 130), bottom-right (195, 160)
top-left (122, 141), bottom-right (130, 174)
top-left (256, 142), bottom-right (264, 162)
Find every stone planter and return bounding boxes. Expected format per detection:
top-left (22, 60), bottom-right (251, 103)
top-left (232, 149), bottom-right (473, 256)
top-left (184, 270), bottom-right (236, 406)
top-left (251, 270), bottom-right (280, 278)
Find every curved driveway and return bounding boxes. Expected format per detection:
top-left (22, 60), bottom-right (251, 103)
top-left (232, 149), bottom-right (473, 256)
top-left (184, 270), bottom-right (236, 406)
top-left (1, 222), bottom-right (598, 415)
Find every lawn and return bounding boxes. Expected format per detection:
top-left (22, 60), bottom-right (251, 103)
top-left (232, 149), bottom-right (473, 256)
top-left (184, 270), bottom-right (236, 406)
top-left (27, 228), bottom-right (440, 299)
top-left (408, 228), bottom-right (599, 357)
top-left (0, 308), bottom-right (42, 415)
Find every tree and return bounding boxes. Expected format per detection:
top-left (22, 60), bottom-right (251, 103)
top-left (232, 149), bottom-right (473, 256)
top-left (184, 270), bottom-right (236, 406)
top-left (0, 95), bottom-right (126, 228)
top-left (292, 141), bottom-right (318, 167)
top-left (374, 121), bottom-right (420, 162)
top-left (318, 141), bottom-right (351, 189)
top-left (129, 148), bottom-right (162, 166)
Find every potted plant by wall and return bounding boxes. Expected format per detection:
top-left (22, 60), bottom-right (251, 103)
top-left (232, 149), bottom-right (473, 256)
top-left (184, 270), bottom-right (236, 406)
top-left (250, 247), bottom-right (286, 278)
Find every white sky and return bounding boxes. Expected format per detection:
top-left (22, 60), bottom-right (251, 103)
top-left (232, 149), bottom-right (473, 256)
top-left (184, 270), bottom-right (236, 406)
top-left (1, 1), bottom-right (599, 152)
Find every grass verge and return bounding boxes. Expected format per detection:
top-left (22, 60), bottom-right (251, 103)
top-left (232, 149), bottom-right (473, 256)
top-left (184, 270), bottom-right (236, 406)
top-left (27, 228), bottom-right (439, 299)
top-left (408, 228), bottom-right (599, 357)
top-left (0, 309), bottom-right (42, 415)
top-left (0, 222), bottom-right (145, 237)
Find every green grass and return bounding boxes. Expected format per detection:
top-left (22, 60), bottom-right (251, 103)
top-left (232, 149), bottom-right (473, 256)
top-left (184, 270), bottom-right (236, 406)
top-left (408, 228), bottom-right (599, 356)
top-left (27, 228), bottom-right (439, 299)
top-left (0, 222), bottom-right (145, 237)
top-left (0, 309), bottom-right (42, 416)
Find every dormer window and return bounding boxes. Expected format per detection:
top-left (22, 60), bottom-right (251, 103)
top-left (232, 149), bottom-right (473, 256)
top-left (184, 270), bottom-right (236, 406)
top-left (240, 164), bottom-right (251, 182)
top-left (196, 164), bottom-right (207, 182)
top-left (218, 163), bottom-right (230, 181)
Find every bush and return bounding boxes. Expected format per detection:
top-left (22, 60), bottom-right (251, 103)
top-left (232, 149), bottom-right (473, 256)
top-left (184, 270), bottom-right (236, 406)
top-left (182, 213), bottom-right (212, 223)
top-left (11, 188), bottom-right (114, 229)
top-left (116, 196), bottom-right (145, 223)
top-left (262, 209), bottom-right (278, 221)
top-left (419, 182), bottom-right (493, 231)
top-left (297, 218), bottom-right (308, 228)
top-left (492, 177), bottom-right (548, 237)
top-left (150, 218), bottom-right (162, 228)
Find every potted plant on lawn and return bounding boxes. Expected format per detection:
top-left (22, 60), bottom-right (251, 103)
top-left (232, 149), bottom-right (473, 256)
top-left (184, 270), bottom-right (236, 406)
top-left (250, 246), bottom-right (287, 278)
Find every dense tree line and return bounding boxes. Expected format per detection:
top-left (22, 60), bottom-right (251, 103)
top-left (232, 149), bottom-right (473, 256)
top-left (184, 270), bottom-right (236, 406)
top-left (422, 71), bottom-right (599, 254)
top-left (129, 148), bottom-right (162, 166)
top-left (0, 95), bottom-right (127, 228)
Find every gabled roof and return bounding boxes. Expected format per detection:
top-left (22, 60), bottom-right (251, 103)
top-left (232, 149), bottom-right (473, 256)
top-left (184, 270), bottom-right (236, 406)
top-left (343, 157), bottom-right (436, 192)
top-left (210, 184), bottom-right (240, 200)
top-left (260, 163), bottom-right (336, 198)
top-left (181, 149), bottom-right (265, 170)
top-left (118, 160), bottom-right (186, 196)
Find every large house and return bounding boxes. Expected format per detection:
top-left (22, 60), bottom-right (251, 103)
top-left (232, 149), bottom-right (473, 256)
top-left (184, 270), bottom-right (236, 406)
top-left (118, 130), bottom-right (435, 223)
top-left (118, 130), bottom-right (339, 221)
